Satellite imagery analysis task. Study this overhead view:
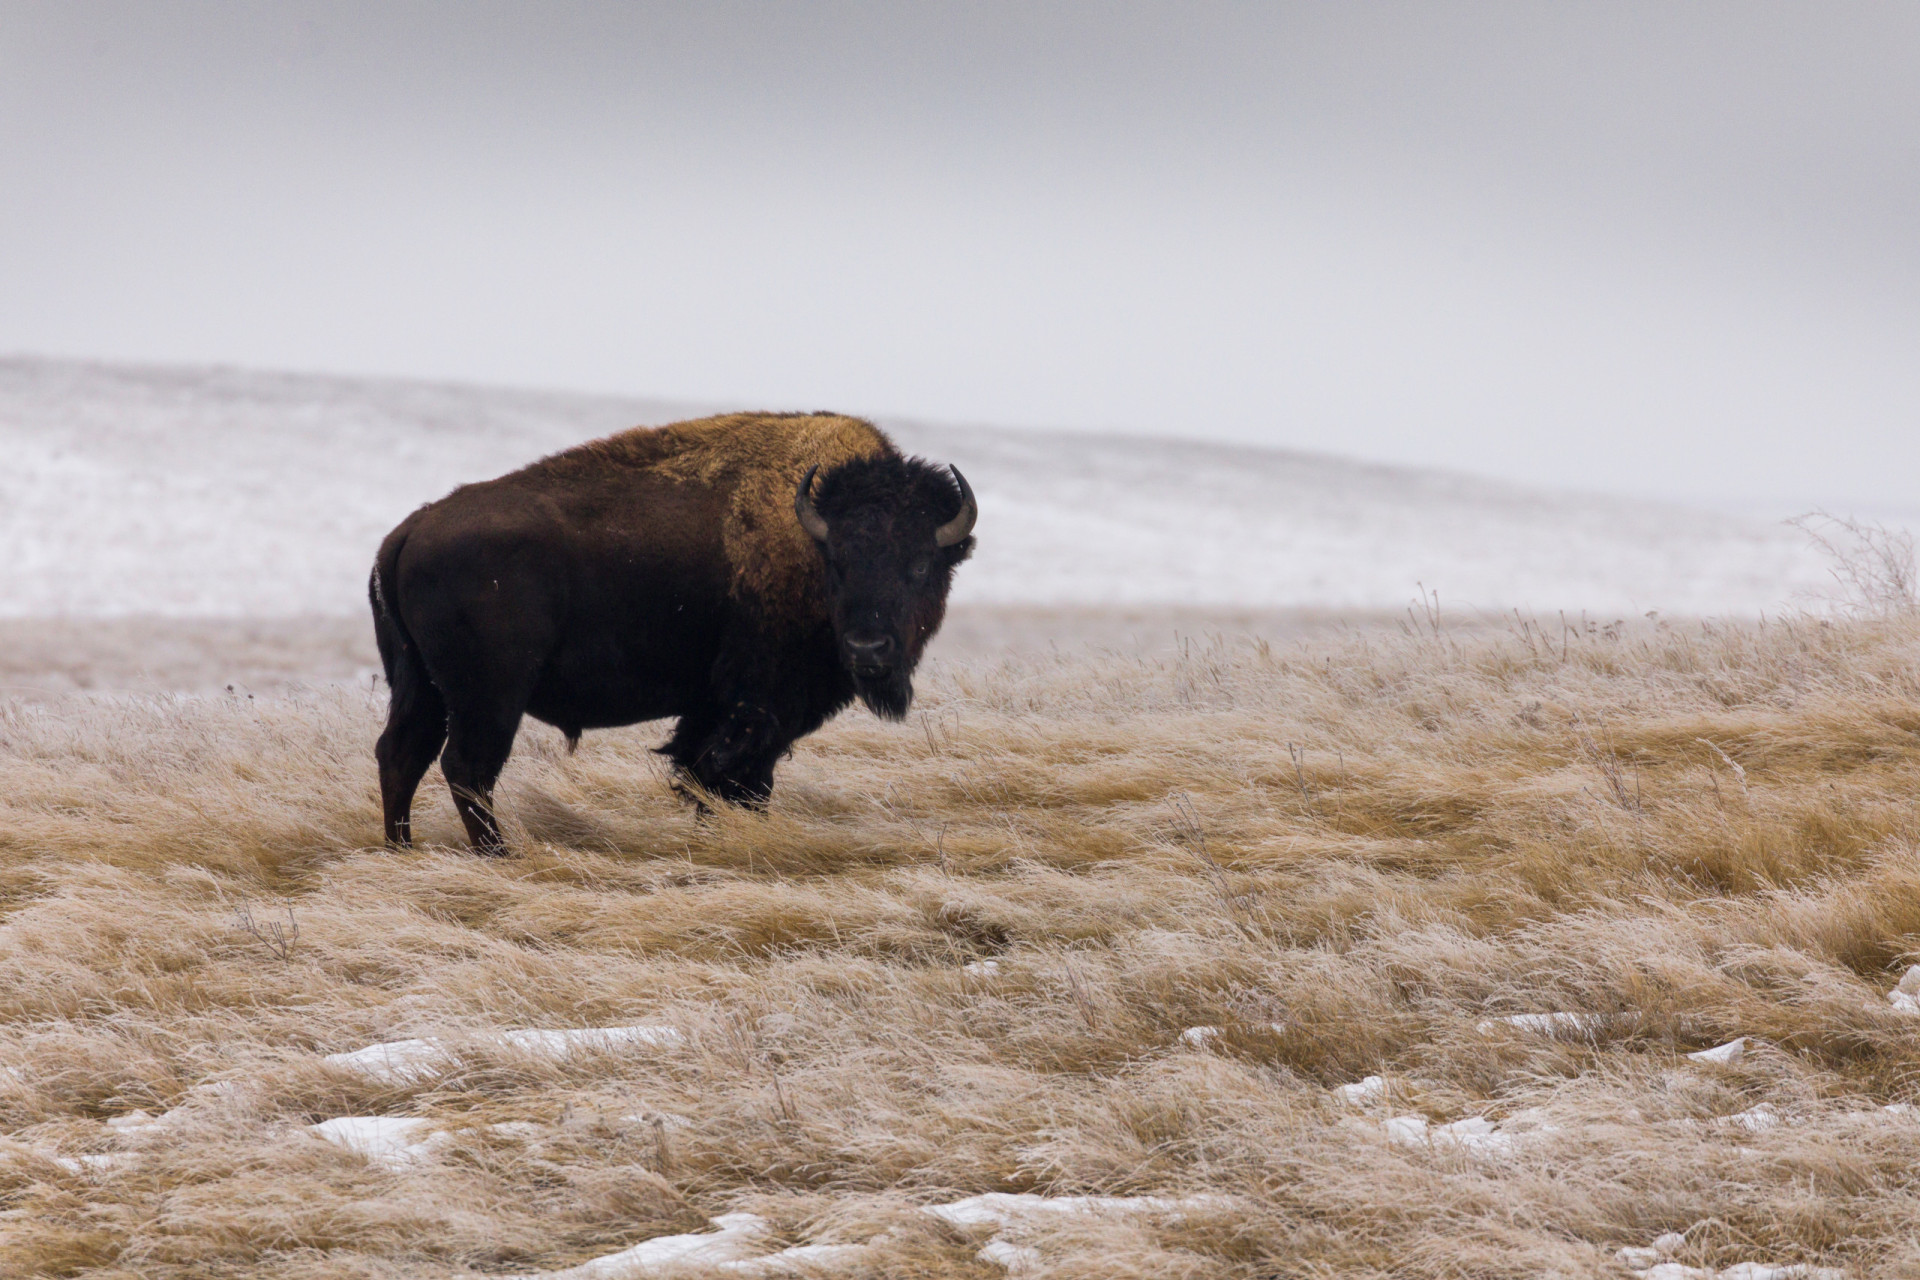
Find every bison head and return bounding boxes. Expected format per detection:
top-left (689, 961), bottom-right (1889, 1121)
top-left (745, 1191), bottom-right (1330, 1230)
top-left (795, 455), bottom-right (976, 720)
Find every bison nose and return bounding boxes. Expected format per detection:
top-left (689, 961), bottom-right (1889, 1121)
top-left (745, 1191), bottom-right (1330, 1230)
top-left (844, 633), bottom-right (897, 669)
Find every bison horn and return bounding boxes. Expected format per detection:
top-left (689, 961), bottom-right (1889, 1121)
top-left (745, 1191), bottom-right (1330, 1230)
top-left (794, 465), bottom-right (831, 542)
top-left (934, 465), bottom-right (977, 548)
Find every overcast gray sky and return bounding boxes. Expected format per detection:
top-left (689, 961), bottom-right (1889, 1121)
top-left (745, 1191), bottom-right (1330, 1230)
top-left (2, 2), bottom-right (1915, 506)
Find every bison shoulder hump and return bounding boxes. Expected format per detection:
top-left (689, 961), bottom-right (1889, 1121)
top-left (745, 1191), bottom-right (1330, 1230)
top-left (638, 412), bottom-right (893, 620)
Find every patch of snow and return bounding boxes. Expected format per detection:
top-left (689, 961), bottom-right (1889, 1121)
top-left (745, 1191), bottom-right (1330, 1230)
top-left (1333, 1075), bottom-right (1387, 1107)
top-left (1665, 1104), bottom-right (1787, 1137)
top-left (323, 1037), bottom-right (449, 1084)
top-left (1627, 1265), bottom-right (1844, 1280)
top-left (1723, 1105), bottom-right (1781, 1134)
top-left (1621, 1231), bottom-right (1695, 1269)
top-left (924, 1192), bottom-right (1228, 1269)
top-left (922, 1192), bottom-right (1225, 1230)
top-left (324, 1024), bottom-right (684, 1084)
top-left (1383, 1113), bottom-right (1518, 1157)
top-left (1383, 1114), bottom-right (1430, 1146)
top-left (963, 960), bottom-right (1001, 977)
top-left (716, 1243), bottom-right (872, 1275)
top-left (105, 1109), bottom-right (160, 1133)
top-left (496, 1026), bottom-right (685, 1057)
top-left (1688, 1038), bottom-right (1747, 1065)
top-left (308, 1116), bottom-right (442, 1170)
top-left (3, 1141), bottom-right (140, 1177)
top-left (513, 1212), bottom-right (771, 1279)
top-left (1884, 967), bottom-right (1920, 1014)
top-left (311, 1115), bottom-right (619, 1170)
top-left (489, 1120), bottom-right (548, 1141)
top-left (48, 1151), bottom-right (131, 1175)
top-left (1177, 1022), bottom-right (1284, 1049)
top-left (96, 1081), bottom-right (254, 1138)
top-left (975, 1238), bottom-right (1043, 1273)
top-left (513, 1193), bottom-right (1210, 1280)
top-left (1433, 1117), bottom-right (1517, 1156)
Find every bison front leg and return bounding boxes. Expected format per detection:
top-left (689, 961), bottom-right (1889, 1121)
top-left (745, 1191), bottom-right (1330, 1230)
top-left (664, 699), bottom-right (789, 810)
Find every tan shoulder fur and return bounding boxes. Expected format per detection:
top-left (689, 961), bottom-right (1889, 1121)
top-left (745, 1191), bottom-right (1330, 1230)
top-left (569, 412), bottom-right (893, 619)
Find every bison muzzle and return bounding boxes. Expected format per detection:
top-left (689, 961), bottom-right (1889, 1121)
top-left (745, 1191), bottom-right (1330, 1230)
top-left (369, 412), bottom-right (976, 854)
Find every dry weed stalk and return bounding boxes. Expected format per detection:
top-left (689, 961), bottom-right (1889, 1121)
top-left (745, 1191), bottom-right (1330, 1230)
top-left (231, 899), bottom-right (299, 964)
top-left (1166, 790), bottom-right (1257, 939)
top-left (1790, 511), bottom-right (1918, 615)
top-left (1574, 718), bottom-right (1643, 812)
top-left (1697, 737), bottom-right (1752, 809)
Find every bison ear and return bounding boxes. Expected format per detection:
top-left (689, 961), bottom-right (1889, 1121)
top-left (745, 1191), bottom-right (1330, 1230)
top-left (934, 465), bottom-right (977, 548)
top-left (795, 465), bottom-right (831, 542)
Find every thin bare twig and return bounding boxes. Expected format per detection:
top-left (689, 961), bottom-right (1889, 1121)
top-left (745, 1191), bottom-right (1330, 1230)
top-left (1288, 742), bottom-right (1316, 812)
top-left (1574, 720), bottom-right (1641, 813)
top-left (233, 900), bottom-right (299, 964)
top-left (1168, 791), bottom-right (1258, 939)
top-left (1696, 738), bottom-right (1751, 809)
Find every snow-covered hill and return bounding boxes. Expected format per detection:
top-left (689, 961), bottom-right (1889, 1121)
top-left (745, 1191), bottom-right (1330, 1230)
top-left (0, 356), bottom-right (1834, 618)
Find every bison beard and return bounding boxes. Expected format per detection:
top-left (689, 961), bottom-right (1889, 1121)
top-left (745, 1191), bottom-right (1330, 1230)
top-left (855, 665), bottom-right (914, 722)
top-left (370, 412), bottom-right (974, 853)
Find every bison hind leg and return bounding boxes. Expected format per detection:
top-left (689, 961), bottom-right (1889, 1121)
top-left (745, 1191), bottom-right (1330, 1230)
top-left (441, 703), bottom-right (524, 855)
top-left (376, 668), bottom-right (447, 850)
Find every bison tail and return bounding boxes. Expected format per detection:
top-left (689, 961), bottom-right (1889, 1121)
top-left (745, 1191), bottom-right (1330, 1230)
top-left (369, 534), bottom-right (431, 707)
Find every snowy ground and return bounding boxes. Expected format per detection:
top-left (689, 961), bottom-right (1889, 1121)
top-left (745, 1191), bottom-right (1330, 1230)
top-left (0, 356), bottom-right (1843, 619)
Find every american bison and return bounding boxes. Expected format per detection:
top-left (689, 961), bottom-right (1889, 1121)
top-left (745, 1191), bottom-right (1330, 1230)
top-left (369, 412), bottom-right (976, 853)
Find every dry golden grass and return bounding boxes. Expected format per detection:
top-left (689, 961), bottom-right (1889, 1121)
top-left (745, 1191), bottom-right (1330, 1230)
top-left (5, 612), bottom-right (1920, 1277)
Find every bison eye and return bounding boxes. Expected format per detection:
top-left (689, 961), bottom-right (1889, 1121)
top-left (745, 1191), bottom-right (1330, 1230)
top-left (909, 557), bottom-right (931, 583)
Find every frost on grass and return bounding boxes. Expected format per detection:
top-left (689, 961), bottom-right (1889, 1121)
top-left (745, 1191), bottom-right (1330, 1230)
top-left (1475, 1011), bottom-right (1638, 1039)
top-left (7, 615), bottom-right (1919, 1277)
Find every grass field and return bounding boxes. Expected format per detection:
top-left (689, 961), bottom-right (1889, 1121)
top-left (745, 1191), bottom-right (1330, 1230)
top-left (4, 609), bottom-right (1920, 1277)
